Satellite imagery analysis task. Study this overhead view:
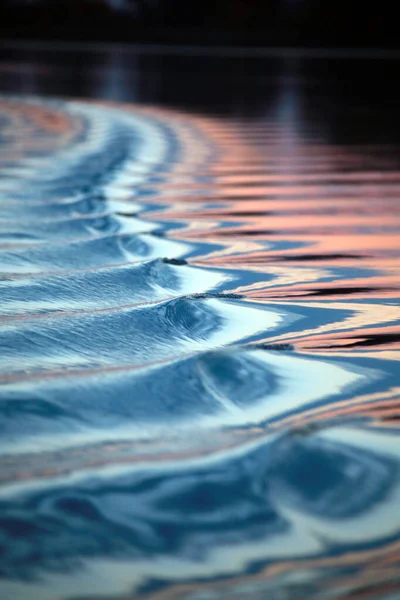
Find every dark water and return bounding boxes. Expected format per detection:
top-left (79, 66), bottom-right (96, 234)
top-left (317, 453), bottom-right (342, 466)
top-left (0, 45), bottom-right (400, 600)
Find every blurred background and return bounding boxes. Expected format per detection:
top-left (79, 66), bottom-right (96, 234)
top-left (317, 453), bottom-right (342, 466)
top-left (0, 0), bottom-right (398, 48)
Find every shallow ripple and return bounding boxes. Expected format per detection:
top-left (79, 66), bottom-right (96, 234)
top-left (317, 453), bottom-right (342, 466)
top-left (0, 96), bottom-right (399, 600)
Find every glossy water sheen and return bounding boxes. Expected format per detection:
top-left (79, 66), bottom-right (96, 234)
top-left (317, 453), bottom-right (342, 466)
top-left (0, 55), bottom-right (400, 600)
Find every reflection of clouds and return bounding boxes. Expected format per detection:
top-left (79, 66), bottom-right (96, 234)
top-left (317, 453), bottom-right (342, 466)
top-left (0, 425), bottom-right (399, 600)
top-left (0, 346), bottom-right (380, 481)
top-left (1, 94), bottom-right (400, 600)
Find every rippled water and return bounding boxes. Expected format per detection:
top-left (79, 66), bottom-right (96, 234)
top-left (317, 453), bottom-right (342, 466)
top-left (0, 92), bottom-right (400, 600)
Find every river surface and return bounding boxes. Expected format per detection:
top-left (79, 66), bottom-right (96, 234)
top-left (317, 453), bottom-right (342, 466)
top-left (0, 44), bottom-right (400, 600)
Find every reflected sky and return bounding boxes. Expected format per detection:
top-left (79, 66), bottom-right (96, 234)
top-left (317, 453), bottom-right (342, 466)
top-left (0, 44), bottom-right (400, 600)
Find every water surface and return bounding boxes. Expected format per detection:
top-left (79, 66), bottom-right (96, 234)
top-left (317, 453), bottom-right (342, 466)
top-left (0, 49), bottom-right (400, 600)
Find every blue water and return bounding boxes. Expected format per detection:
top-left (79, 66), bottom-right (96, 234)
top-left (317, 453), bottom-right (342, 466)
top-left (0, 95), bottom-right (400, 600)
